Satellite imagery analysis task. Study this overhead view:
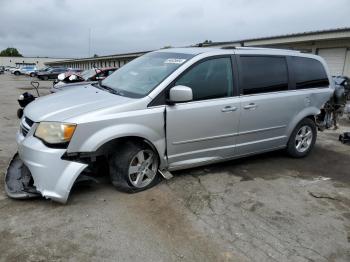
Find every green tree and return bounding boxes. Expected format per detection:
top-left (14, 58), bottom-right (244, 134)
top-left (0, 47), bottom-right (23, 57)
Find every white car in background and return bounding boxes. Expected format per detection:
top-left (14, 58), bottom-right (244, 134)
top-left (24, 67), bottom-right (38, 77)
top-left (9, 67), bottom-right (19, 74)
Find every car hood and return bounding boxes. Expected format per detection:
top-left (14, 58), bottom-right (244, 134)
top-left (24, 84), bottom-right (137, 122)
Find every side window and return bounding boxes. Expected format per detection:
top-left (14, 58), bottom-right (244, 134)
top-left (239, 56), bottom-right (289, 95)
top-left (291, 57), bottom-right (329, 89)
top-left (175, 57), bottom-right (233, 101)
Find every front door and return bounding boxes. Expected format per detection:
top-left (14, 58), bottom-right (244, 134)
top-left (166, 56), bottom-right (240, 169)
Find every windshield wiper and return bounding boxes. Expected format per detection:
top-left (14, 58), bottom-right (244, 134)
top-left (93, 82), bottom-right (123, 96)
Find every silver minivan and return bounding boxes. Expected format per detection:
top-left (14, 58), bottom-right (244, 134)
top-left (5, 47), bottom-right (334, 203)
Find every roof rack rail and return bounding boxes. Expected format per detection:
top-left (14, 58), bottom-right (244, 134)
top-left (223, 46), bottom-right (300, 52)
top-left (221, 46), bottom-right (236, 49)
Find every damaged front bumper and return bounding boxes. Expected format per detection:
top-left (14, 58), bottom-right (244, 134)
top-left (5, 130), bottom-right (87, 203)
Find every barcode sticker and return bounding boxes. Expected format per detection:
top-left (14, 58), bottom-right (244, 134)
top-left (164, 59), bottom-right (186, 64)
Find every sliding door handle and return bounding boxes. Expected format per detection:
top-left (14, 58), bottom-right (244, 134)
top-left (243, 103), bottom-right (257, 110)
top-left (221, 106), bottom-right (238, 112)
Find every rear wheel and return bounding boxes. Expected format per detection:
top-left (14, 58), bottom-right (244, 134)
top-left (286, 118), bottom-right (317, 158)
top-left (14, 71), bottom-right (20, 76)
top-left (30, 73), bottom-right (35, 77)
top-left (109, 141), bottom-right (161, 193)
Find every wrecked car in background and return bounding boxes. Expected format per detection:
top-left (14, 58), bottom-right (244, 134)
top-left (333, 75), bottom-right (350, 100)
top-left (37, 67), bottom-right (68, 80)
top-left (51, 67), bottom-right (117, 93)
top-left (5, 47), bottom-right (345, 203)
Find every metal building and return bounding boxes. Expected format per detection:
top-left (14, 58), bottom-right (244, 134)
top-left (0, 56), bottom-right (68, 68)
top-left (46, 51), bottom-right (148, 70)
top-left (203, 27), bottom-right (350, 77)
top-left (46, 27), bottom-right (350, 77)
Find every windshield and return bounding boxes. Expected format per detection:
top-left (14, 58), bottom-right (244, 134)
top-left (80, 69), bottom-right (97, 80)
top-left (101, 52), bottom-right (194, 97)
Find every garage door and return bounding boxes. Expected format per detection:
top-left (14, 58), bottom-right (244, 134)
top-left (318, 48), bottom-right (346, 76)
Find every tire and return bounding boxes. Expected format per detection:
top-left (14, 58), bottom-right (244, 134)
top-left (286, 118), bottom-right (317, 158)
top-left (14, 71), bottom-right (20, 76)
top-left (17, 108), bottom-right (23, 119)
top-left (109, 141), bottom-right (161, 193)
top-left (30, 73), bottom-right (35, 77)
top-left (42, 76), bottom-right (49, 80)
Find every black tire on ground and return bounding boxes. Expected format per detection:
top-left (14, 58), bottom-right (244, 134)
top-left (30, 73), bottom-right (35, 77)
top-left (109, 141), bottom-right (161, 193)
top-left (14, 71), bottom-right (20, 76)
top-left (286, 118), bottom-right (317, 158)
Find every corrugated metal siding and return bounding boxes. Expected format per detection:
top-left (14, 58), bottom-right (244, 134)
top-left (318, 48), bottom-right (347, 76)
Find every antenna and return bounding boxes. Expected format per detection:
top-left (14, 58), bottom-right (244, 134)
top-left (88, 28), bottom-right (92, 57)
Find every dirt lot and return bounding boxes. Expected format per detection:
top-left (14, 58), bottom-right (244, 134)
top-left (0, 72), bottom-right (349, 262)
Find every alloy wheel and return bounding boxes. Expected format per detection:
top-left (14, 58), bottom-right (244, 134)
top-left (128, 149), bottom-right (158, 188)
top-left (295, 125), bottom-right (313, 153)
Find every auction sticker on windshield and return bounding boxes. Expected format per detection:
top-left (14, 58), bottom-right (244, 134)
top-left (164, 58), bottom-right (186, 64)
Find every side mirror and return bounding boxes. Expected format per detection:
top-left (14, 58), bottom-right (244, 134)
top-left (168, 85), bottom-right (193, 104)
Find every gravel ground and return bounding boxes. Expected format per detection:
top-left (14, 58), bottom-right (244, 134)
top-left (0, 72), bottom-right (349, 262)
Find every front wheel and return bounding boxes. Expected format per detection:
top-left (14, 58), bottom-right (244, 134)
top-left (109, 141), bottom-right (161, 193)
top-left (286, 118), bottom-right (317, 158)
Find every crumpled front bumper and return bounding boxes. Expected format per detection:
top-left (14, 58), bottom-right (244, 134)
top-left (7, 130), bottom-right (88, 203)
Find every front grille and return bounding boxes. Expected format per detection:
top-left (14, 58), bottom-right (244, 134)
top-left (21, 125), bottom-right (29, 136)
top-left (20, 117), bottom-right (34, 137)
top-left (25, 117), bottom-right (34, 127)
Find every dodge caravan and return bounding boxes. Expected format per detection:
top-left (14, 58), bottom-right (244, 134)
top-left (5, 47), bottom-right (335, 203)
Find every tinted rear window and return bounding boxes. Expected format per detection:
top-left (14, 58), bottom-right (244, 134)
top-left (291, 57), bottom-right (329, 89)
top-left (240, 56), bottom-right (288, 95)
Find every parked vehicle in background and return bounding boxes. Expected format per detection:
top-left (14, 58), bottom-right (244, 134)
top-left (6, 47), bottom-right (344, 203)
top-left (9, 67), bottom-right (20, 74)
top-left (32, 67), bottom-right (51, 77)
top-left (11, 66), bottom-right (36, 76)
top-left (21, 66), bottom-right (37, 77)
top-left (36, 67), bottom-right (67, 80)
top-left (24, 68), bottom-right (39, 77)
top-left (0, 66), bottom-right (4, 74)
top-left (67, 68), bottom-right (83, 74)
top-left (51, 67), bottom-right (117, 93)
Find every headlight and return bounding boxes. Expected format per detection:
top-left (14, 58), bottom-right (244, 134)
top-left (35, 122), bottom-right (76, 145)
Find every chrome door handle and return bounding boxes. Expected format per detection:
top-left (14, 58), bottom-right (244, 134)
top-left (243, 103), bottom-right (257, 110)
top-left (221, 106), bottom-right (237, 112)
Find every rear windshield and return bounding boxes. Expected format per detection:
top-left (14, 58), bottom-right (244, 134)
top-left (101, 52), bottom-right (194, 97)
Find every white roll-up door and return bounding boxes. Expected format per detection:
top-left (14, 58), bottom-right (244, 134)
top-left (318, 48), bottom-right (346, 76)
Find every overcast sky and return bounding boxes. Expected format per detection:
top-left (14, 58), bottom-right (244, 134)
top-left (0, 0), bottom-right (349, 58)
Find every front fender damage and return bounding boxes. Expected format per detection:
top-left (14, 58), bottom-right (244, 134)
top-left (4, 153), bottom-right (40, 199)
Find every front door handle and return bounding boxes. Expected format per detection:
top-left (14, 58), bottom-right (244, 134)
top-left (221, 106), bottom-right (237, 112)
top-left (243, 103), bottom-right (257, 110)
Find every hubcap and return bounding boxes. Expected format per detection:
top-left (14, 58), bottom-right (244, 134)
top-left (295, 125), bottom-right (313, 153)
top-left (128, 150), bottom-right (158, 188)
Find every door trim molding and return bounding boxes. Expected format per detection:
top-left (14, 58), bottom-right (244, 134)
top-left (172, 132), bottom-right (238, 145)
top-left (239, 125), bottom-right (286, 136)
